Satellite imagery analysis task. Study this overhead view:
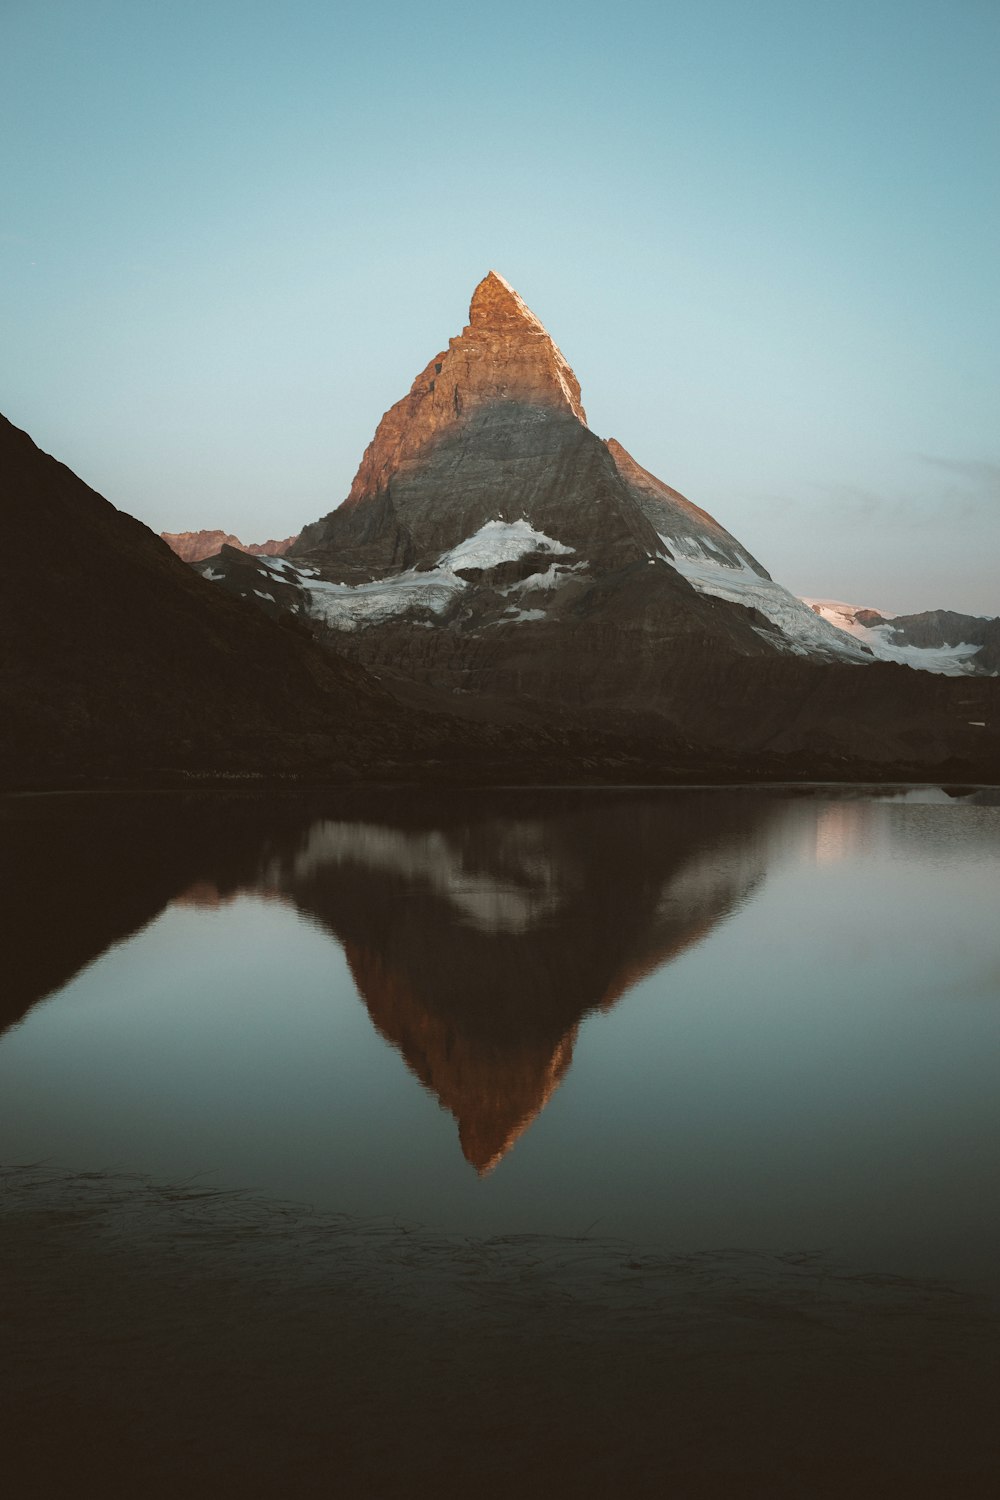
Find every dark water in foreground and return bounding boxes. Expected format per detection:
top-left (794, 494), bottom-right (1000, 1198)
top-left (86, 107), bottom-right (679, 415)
top-left (2, 785), bottom-right (999, 1291)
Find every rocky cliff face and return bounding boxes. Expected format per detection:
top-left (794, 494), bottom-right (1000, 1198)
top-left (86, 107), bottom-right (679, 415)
top-left (294, 272), bottom-right (666, 582)
top-left (162, 530), bottom-right (296, 562)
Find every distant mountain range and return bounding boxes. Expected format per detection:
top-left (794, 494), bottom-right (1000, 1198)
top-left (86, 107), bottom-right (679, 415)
top-left (161, 530), bottom-right (296, 562)
top-left (805, 600), bottom-right (999, 677)
top-left (3, 272), bottom-right (997, 787)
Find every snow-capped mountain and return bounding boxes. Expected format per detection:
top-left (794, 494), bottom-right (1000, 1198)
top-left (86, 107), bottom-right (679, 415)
top-left (190, 272), bottom-right (998, 775)
top-left (199, 271), bottom-right (866, 666)
top-left (805, 600), bottom-right (999, 677)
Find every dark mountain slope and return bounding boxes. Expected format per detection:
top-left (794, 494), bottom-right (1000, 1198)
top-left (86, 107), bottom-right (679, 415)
top-left (0, 415), bottom-right (419, 786)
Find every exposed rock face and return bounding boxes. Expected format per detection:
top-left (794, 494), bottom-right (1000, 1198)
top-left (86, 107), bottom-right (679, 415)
top-left (294, 271), bottom-right (662, 581)
top-left (162, 530), bottom-right (296, 562)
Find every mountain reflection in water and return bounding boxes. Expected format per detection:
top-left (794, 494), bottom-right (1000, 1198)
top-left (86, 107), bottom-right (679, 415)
top-left (3, 789), bottom-right (785, 1170)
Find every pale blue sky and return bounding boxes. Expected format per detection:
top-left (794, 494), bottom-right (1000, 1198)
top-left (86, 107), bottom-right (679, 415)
top-left (2, 0), bottom-right (997, 613)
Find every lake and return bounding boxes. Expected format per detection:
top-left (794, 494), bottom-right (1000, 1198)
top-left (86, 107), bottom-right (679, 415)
top-left (3, 783), bottom-right (999, 1294)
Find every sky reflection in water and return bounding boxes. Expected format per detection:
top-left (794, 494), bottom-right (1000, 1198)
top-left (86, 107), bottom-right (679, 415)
top-left (1, 786), bottom-right (998, 1289)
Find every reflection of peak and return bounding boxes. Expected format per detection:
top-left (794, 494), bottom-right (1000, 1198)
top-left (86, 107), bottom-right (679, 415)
top-left (2, 791), bottom-right (789, 1172)
top-left (345, 940), bottom-right (576, 1174)
top-left (280, 819), bottom-right (565, 933)
top-left (274, 794), bottom-right (782, 1170)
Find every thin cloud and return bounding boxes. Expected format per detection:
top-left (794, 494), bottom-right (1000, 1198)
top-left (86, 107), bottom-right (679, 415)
top-left (801, 459), bottom-right (1000, 529)
top-left (803, 482), bottom-right (905, 524)
top-left (916, 455), bottom-right (1000, 496)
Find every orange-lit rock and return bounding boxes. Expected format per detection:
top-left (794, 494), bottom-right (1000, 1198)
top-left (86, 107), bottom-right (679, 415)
top-left (161, 530), bottom-right (296, 563)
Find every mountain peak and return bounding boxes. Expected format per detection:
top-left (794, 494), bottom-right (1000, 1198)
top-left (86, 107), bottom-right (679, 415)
top-left (469, 270), bottom-right (548, 334)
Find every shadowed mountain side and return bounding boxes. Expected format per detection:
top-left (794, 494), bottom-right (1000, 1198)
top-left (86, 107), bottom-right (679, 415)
top-left (257, 792), bottom-right (781, 1169)
top-left (0, 415), bottom-right (455, 787)
top-left (295, 403), bottom-right (681, 584)
top-left (325, 588), bottom-right (1000, 771)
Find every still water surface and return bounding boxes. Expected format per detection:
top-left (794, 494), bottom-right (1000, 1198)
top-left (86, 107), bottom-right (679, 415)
top-left (2, 786), bottom-right (998, 1290)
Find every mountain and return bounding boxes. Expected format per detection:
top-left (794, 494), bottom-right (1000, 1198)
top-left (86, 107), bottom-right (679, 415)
top-left (162, 530), bottom-right (296, 562)
top-left (285, 271), bottom-right (863, 664)
top-left (0, 413), bottom-right (455, 788)
top-left (0, 408), bottom-right (784, 790)
top-left (806, 600), bottom-right (999, 677)
top-left (198, 272), bottom-right (998, 778)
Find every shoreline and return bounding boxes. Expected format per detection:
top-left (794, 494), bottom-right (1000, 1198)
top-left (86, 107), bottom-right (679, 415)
top-left (3, 776), bottom-right (1000, 800)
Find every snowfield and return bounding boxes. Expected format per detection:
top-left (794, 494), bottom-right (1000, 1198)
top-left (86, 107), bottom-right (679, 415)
top-left (661, 539), bottom-right (871, 662)
top-left (258, 519), bottom-right (577, 633)
top-left (247, 524), bottom-right (985, 674)
top-left (803, 600), bottom-right (983, 676)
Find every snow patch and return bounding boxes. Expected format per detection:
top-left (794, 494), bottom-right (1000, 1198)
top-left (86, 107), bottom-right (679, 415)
top-left (502, 607), bottom-right (547, 623)
top-left (664, 543), bottom-right (870, 662)
top-left (259, 555), bottom-right (317, 578)
top-left (305, 569), bottom-right (461, 632)
top-left (299, 518), bottom-right (577, 633)
top-left (503, 561), bottom-right (586, 594)
top-left (437, 518), bottom-right (574, 572)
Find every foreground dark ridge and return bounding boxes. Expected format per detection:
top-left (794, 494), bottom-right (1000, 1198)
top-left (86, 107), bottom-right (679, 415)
top-left (2, 1165), bottom-right (997, 1497)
